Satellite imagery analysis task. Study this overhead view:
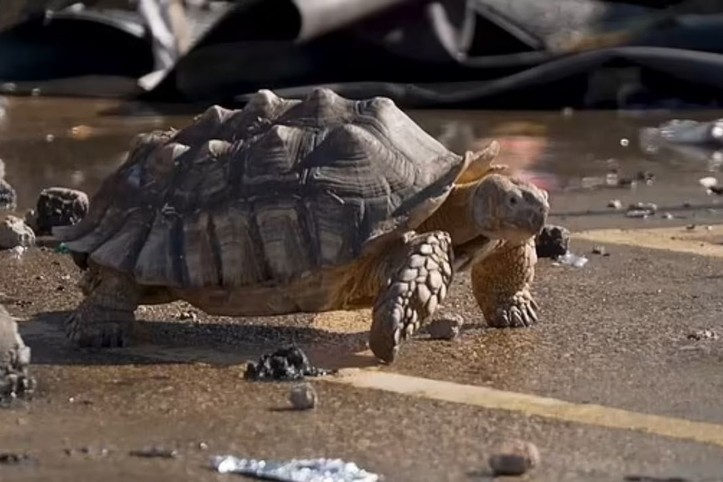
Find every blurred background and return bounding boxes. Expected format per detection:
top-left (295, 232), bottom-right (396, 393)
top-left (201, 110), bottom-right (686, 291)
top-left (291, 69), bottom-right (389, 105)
top-left (2, 0), bottom-right (723, 109)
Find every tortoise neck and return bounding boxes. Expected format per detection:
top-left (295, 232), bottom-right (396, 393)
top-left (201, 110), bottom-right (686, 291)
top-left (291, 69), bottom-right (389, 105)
top-left (416, 182), bottom-right (480, 246)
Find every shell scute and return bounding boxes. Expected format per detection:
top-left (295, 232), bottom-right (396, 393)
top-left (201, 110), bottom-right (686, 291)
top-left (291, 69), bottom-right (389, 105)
top-left (307, 194), bottom-right (365, 266)
top-left (180, 210), bottom-right (222, 288)
top-left (211, 202), bottom-right (268, 287)
top-left (243, 124), bottom-right (304, 186)
top-left (254, 199), bottom-right (313, 283)
top-left (133, 212), bottom-right (183, 286)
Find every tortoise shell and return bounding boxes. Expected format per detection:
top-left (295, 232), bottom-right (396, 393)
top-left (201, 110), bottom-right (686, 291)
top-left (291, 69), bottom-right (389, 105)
top-left (54, 88), bottom-right (471, 289)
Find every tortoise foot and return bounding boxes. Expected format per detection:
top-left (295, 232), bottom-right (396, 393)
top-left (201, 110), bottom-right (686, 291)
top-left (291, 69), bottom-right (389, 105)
top-left (486, 289), bottom-right (539, 328)
top-left (65, 304), bottom-right (134, 348)
top-left (370, 230), bottom-right (454, 364)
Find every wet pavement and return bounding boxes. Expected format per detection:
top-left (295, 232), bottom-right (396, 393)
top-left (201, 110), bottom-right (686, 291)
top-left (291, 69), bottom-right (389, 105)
top-left (1, 96), bottom-right (723, 481)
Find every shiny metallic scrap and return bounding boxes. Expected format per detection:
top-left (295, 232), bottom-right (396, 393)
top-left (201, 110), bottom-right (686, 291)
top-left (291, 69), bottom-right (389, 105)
top-left (211, 455), bottom-right (381, 482)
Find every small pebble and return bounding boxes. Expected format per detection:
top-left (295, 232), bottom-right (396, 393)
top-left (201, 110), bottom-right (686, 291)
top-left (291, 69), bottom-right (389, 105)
top-left (607, 199), bottom-right (622, 210)
top-left (687, 329), bottom-right (719, 341)
top-left (661, 212), bottom-right (674, 220)
top-left (686, 224), bottom-right (696, 230)
top-left (64, 446), bottom-right (110, 457)
top-left (626, 209), bottom-right (649, 219)
top-left (177, 311), bottom-right (198, 322)
top-left (0, 452), bottom-right (33, 465)
top-left (488, 439), bottom-right (540, 476)
top-left (628, 202), bottom-right (657, 214)
top-left (699, 176), bottom-right (718, 189)
top-left (427, 315), bottom-right (464, 340)
top-left (620, 138), bottom-right (629, 147)
top-left (636, 171), bottom-right (655, 185)
top-left (289, 383), bottom-right (317, 410)
top-left (591, 245), bottom-right (606, 255)
top-left (129, 447), bottom-right (178, 459)
top-left (617, 178), bottom-right (637, 188)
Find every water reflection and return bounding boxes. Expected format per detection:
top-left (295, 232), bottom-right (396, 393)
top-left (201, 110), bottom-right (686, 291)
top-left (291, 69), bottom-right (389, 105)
top-left (3, 95), bottom-right (723, 214)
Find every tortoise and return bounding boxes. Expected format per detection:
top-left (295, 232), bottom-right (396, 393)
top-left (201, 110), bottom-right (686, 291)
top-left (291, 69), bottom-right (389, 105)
top-left (54, 88), bottom-right (550, 363)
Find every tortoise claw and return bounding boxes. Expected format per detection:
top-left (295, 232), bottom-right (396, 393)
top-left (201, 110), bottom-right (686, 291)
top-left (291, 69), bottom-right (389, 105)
top-left (487, 290), bottom-right (540, 328)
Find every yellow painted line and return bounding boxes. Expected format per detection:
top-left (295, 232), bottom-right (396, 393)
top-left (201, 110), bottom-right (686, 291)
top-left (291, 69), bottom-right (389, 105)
top-left (323, 369), bottom-right (723, 448)
top-left (574, 224), bottom-right (723, 258)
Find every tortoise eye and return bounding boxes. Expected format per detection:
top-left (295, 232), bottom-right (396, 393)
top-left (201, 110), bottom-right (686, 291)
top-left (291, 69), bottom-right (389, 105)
top-left (509, 196), bottom-right (517, 205)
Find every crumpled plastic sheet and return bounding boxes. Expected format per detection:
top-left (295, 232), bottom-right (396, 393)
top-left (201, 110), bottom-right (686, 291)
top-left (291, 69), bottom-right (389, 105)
top-left (639, 118), bottom-right (723, 155)
top-left (556, 252), bottom-right (588, 268)
top-left (211, 455), bottom-right (381, 482)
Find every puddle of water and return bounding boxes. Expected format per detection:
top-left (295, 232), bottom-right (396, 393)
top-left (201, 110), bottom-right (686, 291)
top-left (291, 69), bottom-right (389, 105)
top-left (2, 96), bottom-right (723, 229)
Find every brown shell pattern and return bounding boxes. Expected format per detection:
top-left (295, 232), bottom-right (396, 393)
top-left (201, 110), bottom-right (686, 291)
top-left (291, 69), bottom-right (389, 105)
top-left (54, 88), bottom-right (466, 289)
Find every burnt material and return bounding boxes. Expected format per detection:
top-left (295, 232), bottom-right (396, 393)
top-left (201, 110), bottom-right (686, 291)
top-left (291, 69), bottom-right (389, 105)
top-left (535, 224), bottom-right (570, 258)
top-left (35, 187), bottom-right (89, 235)
top-left (244, 346), bottom-right (333, 381)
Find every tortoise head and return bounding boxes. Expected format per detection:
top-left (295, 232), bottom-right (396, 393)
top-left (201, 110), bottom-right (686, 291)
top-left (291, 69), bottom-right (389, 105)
top-left (470, 173), bottom-right (549, 243)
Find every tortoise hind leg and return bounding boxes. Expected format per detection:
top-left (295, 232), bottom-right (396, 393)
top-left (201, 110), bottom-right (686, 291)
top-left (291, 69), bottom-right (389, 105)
top-left (369, 230), bottom-right (454, 363)
top-left (65, 267), bottom-right (139, 348)
top-left (470, 238), bottom-right (539, 328)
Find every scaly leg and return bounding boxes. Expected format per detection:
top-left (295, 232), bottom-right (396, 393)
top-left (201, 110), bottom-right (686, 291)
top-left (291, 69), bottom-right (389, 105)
top-left (66, 267), bottom-right (139, 347)
top-left (369, 231), bottom-right (454, 363)
top-left (470, 238), bottom-right (539, 328)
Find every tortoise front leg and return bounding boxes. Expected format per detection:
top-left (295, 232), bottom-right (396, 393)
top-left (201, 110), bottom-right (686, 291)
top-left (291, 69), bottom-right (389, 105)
top-left (369, 231), bottom-right (454, 363)
top-left (66, 267), bottom-right (139, 348)
top-left (470, 238), bottom-right (539, 328)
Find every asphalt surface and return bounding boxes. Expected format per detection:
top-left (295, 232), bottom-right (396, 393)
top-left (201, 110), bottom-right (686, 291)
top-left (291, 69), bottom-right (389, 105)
top-left (2, 97), bottom-right (723, 481)
top-left (1, 222), bottom-right (723, 482)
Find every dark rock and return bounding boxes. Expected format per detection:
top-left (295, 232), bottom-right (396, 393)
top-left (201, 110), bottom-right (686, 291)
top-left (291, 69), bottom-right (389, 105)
top-left (0, 178), bottom-right (16, 211)
top-left (34, 187), bottom-right (89, 235)
top-left (244, 346), bottom-right (334, 381)
top-left (535, 225), bottom-right (570, 258)
top-left (426, 314), bottom-right (464, 340)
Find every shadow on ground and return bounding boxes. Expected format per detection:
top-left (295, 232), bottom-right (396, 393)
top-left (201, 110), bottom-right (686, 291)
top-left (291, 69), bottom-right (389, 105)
top-left (22, 310), bottom-right (375, 369)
